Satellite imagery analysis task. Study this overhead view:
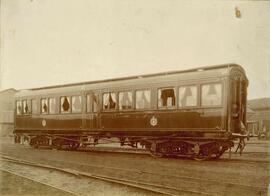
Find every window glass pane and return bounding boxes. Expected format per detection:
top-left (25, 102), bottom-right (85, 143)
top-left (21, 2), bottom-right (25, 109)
top-left (27, 100), bottom-right (31, 113)
top-left (32, 99), bottom-right (38, 114)
top-left (49, 98), bottom-right (56, 114)
top-left (136, 90), bottom-right (151, 109)
top-left (72, 96), bottom-right (82, 113)
top-left (92, 93), bottom-right (99, 112)
top-left (86, 94), bottom-right (91, 113)
top-left (61, 96), bottom-right (71, 113)
top-left (22, 100), bottom-right (26, 114)
top-left (22, 100), bottom-right (31, 114)
top-left (103, 93), bottom-right (116, 110)
top-left (179, 86), bottom-right (197, 107)
top-left (41, 99), bottom-right (48, 114)
top-left (16, 101), bottom-right (22, 115)
top-left (86, 93), bottom-right (99, 112)
top-left (119, 91), bottom-right (132, 110)
top-left (158, 88), bottom-right (176, 108)
top-left (201, 83), bottom-right (222, 106)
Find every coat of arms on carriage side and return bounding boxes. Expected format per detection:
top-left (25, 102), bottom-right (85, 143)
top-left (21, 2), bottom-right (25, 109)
top-left (150, 116), bottom-right (158, 127)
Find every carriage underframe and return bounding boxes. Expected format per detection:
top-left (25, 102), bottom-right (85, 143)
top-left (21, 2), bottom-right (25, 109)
top-left (14, 130), bottom-right (235, 161)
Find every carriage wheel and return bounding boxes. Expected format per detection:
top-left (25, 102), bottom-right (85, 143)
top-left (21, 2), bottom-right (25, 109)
top-left (193, 143), bottom-right (223, 161)
top-left (52, 139), bottom-right (63, 150)
top-left (210, 147), bottom-right (227, 160)
top-left (69, 141), bottom-right (80, 150)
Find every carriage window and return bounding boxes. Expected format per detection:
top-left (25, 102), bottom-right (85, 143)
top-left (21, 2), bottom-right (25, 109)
top-left (22, 100), bottom-right (27, 114)
top-left (87, 93), bottom-right (99, 112)
top-left (92, 93), bottom-right (99, 112)
top-left (119, 91), bottom-right (132, 110)
top-left (22, 100), bottom-right (31, 114)
top-left (136, 90), bottom-right (151, 109)
top-left (158, 88), bottom-right (176, 108)
top-left (103, 93), bottom-right (116, 110)
top-left (41, 98), bottom-right (48, 114)
top-left (49, 98), bottom-right (56, 114)
top-left (61, 96), bottom-right (71, 113)
top-left (27, 100), bottom-right (31, 113)
top-left (16, 101), bottom-right (22, 115)
top-left (179, 86), bottom-right (198, 107)
top-left (32, 99), bottom-right (38, 114)
top-left (201, 83), bottom-right (222, 106)
top-left (72, 96), bottom-right (82, 113)
top-left (86, 94), bottom-right (91, 112)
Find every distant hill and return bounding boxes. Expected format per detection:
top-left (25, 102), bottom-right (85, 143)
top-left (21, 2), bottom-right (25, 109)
top-left (248, 98), bottom-right (270, 110)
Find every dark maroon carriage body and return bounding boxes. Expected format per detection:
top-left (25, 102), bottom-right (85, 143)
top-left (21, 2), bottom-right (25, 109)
top-left (13, 64), bottom-right (248, 159)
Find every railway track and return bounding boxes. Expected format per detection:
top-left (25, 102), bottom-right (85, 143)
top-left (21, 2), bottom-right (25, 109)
top-left (29, 143), bottom-right (270, 165)
top-left (0, 153), bottom-right (268, 196)
top-left (220, 157), bottom-right (270, 165)
top-left (0, 154), bottom-right (207, 196)
top-left (62, 145), bottom-right (270, 165)
top-left (0, 168), bottom-right (76, 195)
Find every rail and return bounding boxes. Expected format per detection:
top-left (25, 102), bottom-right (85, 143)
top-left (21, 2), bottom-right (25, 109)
top-left (0, 154), bottom-right (210, 196)
top-left (0, 153), bottom-right (267, 196)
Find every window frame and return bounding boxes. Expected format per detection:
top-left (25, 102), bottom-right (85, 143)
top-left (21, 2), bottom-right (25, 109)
top-left (157, 87), bottom-right (177, 109)
top-left (118, 90), bottom-right (134, 111)
top-left (16, 100), bottom-right (22, 116)
top-left (40, 98), bottom-right (49, 114)
top-left (31, 99), bottom-right (38, 114)
top-left (200, 82), bottom-right (223, 107)
top-left (48, 97), bottom-right (57, 114)
top-left (86, 92), bottom-right (99, 113)
top-left (86, 93), bottom-right (91, 113)
top-left (22, 99), bottom-right (31, 115)
top-left (178, 84), bottom-right (199, 109)
top-left (102, 92), bottom-right (118, 111)
top-left (92, 93), bottom-right (99, 113)
top-left (71, 95), bottom-right (82, 113)
top-left (135, 89), bottom-right (151, 110)
top-left (60, 96), bottom-right (71, 114)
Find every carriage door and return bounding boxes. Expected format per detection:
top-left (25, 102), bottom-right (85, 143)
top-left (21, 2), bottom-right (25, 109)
top-left (230, 75), bottom-right (247, 133)
top-left (90, 92), bottom-right (100, 129)
top-left (86, 92), bottom-right (99, 130)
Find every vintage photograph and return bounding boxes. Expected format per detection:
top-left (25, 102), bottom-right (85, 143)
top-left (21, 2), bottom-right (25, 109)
top-left (0, 0), bottom-right (269, 195)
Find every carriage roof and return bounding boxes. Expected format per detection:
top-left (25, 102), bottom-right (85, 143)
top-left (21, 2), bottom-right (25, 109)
top-left (14, 63), bottom-right (247, 98)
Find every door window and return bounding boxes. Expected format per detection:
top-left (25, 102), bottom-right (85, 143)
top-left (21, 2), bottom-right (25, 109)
top-left (92, 93), bottom-right (99, 112)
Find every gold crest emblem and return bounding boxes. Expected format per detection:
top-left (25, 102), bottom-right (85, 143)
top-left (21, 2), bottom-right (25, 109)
top-left (42, 119), bottom-right (46, 127)
top-left (150, 116), bottom-right (158, 126)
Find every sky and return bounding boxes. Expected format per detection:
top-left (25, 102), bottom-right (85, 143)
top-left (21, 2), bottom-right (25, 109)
top-left (0, 0), bottom-right (270, 99)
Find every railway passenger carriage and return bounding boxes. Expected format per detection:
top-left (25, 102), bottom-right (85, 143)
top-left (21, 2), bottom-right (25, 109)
top-left (14, 64), bottom-right (248, 160)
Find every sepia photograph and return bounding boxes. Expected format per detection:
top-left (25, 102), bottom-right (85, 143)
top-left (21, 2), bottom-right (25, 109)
top-left (0, 0), bottom-right (270, 195)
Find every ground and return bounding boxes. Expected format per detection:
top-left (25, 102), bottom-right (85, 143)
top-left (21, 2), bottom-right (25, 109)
top-left (0, 136), bottom-right (269, 196)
